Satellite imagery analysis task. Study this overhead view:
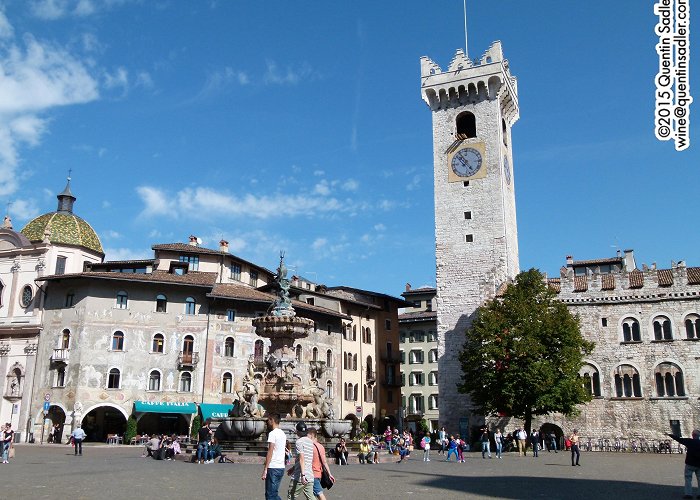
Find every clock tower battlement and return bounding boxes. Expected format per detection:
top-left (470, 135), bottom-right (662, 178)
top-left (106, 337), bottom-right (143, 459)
top-left (420, 41), bottom-right (519, 126)
top-left (422, 41), bottom-right (521, 434)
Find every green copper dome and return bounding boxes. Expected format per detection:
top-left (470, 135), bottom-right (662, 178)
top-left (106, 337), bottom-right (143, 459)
top-left (21, 212), bottom-right (104, 255)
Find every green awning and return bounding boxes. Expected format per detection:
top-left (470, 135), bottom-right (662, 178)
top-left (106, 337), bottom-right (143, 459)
top-left (199, 403), bottom-right (235, 420)
top-left (134, 401), bottom-right (197, 414)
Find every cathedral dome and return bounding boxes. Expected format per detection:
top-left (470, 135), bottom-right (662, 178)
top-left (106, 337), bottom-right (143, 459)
top-left (19, 179), bottom-right (104, 255)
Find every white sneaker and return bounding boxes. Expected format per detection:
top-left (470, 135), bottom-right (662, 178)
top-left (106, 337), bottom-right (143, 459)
top-left (426, 459), bottom-right (430, 462)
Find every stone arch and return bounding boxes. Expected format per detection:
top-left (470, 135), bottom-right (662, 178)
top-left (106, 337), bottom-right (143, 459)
top-left (487, 75), bottom-right (502, 99)
top-left (82, 403), bottom-right (128, 442)
top-left (618, 314), bottom-right (642, 342)
top-left (653, 360), bottom-right (686, 397)
top-left (648, 310), bottom-right (675, 340)
top-left (681, 310), bottom-right (700, 339)
top-left (611, 363), bottom-right (643, 397)
top-left (579, 361), bottom-right (602, 397)
top-left (5, 362), bottom-right (24, 398)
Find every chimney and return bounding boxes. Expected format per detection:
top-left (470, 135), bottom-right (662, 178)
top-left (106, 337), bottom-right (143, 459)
top-left (566, 255), bottom-right (573, 266)
top-left (616, 249), bottom-right (621, 258)
top-left (405, 283), bottom-right (411, 292)
top-left (189, 235), bottom-right (198, 247)
top-left (623, 249), bottom-right (636, 271)
top-left (219, 240), bottom-right (229, 253)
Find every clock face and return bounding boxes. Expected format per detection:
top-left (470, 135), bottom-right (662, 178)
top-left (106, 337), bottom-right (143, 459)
top-left (504, 156), bottom-right (511, 185)
top-left (451, 147), bottom-right (483, 177)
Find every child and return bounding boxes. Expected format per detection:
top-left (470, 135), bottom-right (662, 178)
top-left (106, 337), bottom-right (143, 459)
top-left (421, 434), bottom-right (431, 462)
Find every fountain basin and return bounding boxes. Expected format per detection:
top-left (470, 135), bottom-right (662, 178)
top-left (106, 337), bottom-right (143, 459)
top-left (221, 417), bottom-right (267, 439)
top-left (253, 315), bottom-right (315, 339)
top-left (321, 419), bottom-right (353, 438)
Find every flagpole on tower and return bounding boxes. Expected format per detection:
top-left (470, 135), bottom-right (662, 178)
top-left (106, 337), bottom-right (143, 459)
top-left (463, 0), bottom-right (469, 58)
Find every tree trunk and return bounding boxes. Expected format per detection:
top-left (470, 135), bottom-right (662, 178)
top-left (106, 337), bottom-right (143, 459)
top-left (524, 409), bottom-right (532, 435)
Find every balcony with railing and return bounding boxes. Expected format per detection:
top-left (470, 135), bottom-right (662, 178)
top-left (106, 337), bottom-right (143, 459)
top-left (178, 351), bottom-right (199, 368)
top-left (51, 348), bottom-right (70, 363)
top-left (380, 351), bottom-right (402, 364)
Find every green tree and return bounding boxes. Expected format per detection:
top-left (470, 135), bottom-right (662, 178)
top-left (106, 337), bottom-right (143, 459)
top-left (190, 415), bottom-right (201, 439)
top-left (458, 268), bottom-right (594, 433)
top-left (125, 415), bottom-right (137, 444)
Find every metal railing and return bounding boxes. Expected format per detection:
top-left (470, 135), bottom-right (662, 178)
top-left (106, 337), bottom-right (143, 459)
top-left (51, 348), bottom-right (70, 362)
top-left (578, 437), bottom-right (685, 454)
top-left (177, 351), bottom-right (199, 367)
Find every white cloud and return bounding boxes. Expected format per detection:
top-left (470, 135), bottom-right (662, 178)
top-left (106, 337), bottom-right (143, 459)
top-left (342, 179), bottom-right (359, 192)
top-left (104, 247), bottom-right (151, 261)
top-left (374, 223), bottom-right (386, 232)
top-left (135, 71), bottom-right (154, 89)
top-left (30, 0), bottom-right (133, 20)
top-left (406, 174), bottom-right (421, 191)
top-left (263, 60), bottom-right (319, 85)
top-left (311, 238), bottom-right (327, 251)
top-left (313, 170), bottom-right (325, 176)
top-left (8, 198), bottom-right (40, 221)
top-left (0, 28), bottom-right (99, 196)
top-left (313, 180), bottom-right (331, 196)
top-left (379, 199), bottom-right (394, 211)
top-left (103, 66), bottom-right (128, 90)
top-left (102, 229), bottom-right (121, 239)
top-left (136, 186), bottom-right (175, 217)
top-left (0, 9), bottom-right (14, 39)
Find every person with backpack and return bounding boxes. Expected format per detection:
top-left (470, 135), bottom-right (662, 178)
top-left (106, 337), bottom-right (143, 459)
top-left (421, 434), bottom-right (431, 462)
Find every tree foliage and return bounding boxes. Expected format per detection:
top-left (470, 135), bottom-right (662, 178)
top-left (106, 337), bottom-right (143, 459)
top-left (190, 415), bottom-right (201, 439)
top-left (458, 268), bottom-right (594, 433)
top-left (125, 415), bottom-right (137, 443)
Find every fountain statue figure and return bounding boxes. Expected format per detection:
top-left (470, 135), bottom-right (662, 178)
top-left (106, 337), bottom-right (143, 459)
top-left (270, 251), bottom-right (294, 317)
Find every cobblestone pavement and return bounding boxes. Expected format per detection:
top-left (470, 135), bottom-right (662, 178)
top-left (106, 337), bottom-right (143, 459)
top-left (2, 445), bottom-right (694, 500)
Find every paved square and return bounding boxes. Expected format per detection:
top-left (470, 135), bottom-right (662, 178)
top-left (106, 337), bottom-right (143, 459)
top-left (2, 445), bottom-right (693, 499)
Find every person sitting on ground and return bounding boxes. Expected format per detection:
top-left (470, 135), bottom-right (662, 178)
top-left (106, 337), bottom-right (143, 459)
top-left (396, 435), bottom-right (410, 463)
top-left (145, 434), bottom-right (160, 458)
top-left (335, 438), bottom-right (349, 465)
top-left (206, 437), bottom-right (223, 464)
top-left (359, 437), bottom-right (371, 464)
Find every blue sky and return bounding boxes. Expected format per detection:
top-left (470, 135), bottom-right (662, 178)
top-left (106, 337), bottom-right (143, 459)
top-left (1, 1), bottom-right (697, 295)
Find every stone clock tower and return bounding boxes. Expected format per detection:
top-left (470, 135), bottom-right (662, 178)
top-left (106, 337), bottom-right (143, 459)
top-left (420, 42), bottom-right (520, 433)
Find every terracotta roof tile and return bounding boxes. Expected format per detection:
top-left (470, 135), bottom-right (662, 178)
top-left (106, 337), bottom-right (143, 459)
top-left (601, 274), bottom-right (615, 290)
top-left (39, 270), bottom-right (218, 286)
top-left (657, 269), bottom-right (674, 286)
top-left (573, 276), bottom-right (588, 292)
top-left (208, 284), bottom-right (350, 319)
top-left (399, 311), bottom-right (437, 321)
top-left (547, 278), bottom-right (561, 293)
top-left (628, 269), bottom-right (644, 288)
top-left (688, 267), bottom-right (700, 285)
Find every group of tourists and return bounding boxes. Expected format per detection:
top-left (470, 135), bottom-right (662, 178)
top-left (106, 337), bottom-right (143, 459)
top-left (143, 433), bottom-right (183, 461)
top-left (261, 414), bottom-right (335, 500)
top-left (194, 420), bottom-right (227, 463)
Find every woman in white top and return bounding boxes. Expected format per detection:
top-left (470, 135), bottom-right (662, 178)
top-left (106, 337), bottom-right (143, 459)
top-left (494, 429), bottom-right (504, 459)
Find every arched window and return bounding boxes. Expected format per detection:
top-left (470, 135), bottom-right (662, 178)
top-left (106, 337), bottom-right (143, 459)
top-left (116, 291), bottom-right (128, 309)
top-left (152, 333), bottom-right (164, 353)
top-left (326, 380), bottom-right (333, 399)
top-left (112, 331), bottom-right (124, 351)
top-left (108, 368), bottom-right (120, 389)
top-left (295, 344), bottom-right (302, 363)
top-left (181, 335), bottom-right (194, 364)
top-left (366, 327), bottom-right (372, 344)
top-left (353, 354), bottom-right (358, 371)
top-left (20, 285), bottom-right (34, 308)
top-left (502, 118), bottom-right (508, 146)
top-left (184, 297), bottom-right (196, 315)
top-left (579, 363), bottom-right (601, 397)
top-left (222, 372), bottom-right (233, 393)
top-left (0, 281), bottom-right (3, 307)
top-left (653, 315), bottom-right (673, 340)
top-left (326, 349), bottom-right (332, 368)
top-left (456, 111), bottom-right (477, 138)
top-left (255, 340), bottom-right (265, 363)
top-left (352, 325), bottom-right (357, 341)
top-left (621, 317), bottom-right (641, 342)
top-left (614, 365), bottom-right (641, 397)
top-left (61, 329), bottom-right (71, 349)
top-left (156, 294), bottom-right (167, 313)
top-left (655, 362), bottom-right (685, 397)
top-left (148, 370), bottom-right (161, 391)
top-left (685, 314), bottom-right (700, 339)
top-left (312, 347), bottom-right (318, 362)
top-left (354, 383), bottom-right (358, 401)
top-left (366, 356), bottom-right (373, 379)
top-left (180, 371), bottom-right (192, 392)
top-left (224, 337), bottom-right (234, 357)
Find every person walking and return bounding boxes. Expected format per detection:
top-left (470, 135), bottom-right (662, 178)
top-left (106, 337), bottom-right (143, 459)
top-left (569, 429), bottom-right (580, 466)
top-left (517, 428), bottom-right (528, 457)
top-left (384, 426), bottom-right (393, 454)
top-left (668, 429), bottom-right (700, 499)
top-left (494, 429), bottom-right (503, 459)
top-left (287, 422), bottom-right (315, 500)
top-left (1, 423), bottom-right (13, 463)
top-left (71, 425), bottom-right (86, 456)
top-left (445, 436), bottom-right (459, 462)
top-left (309, 427), bottom-right (334, 500)
top-left (438, 427), bottom-right (447, 455)
top-left (262, 413), bottom-right (287, 500)
top-left (549, 431), bottom-right (558, 453)
top-left (531, 429), bottom-right (540, 458)
top-left (421, 434), bottom-right (431, 462)
top-left (480, 427), bottom-right (491, 459)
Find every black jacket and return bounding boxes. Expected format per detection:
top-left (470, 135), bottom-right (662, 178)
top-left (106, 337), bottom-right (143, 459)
top-left (669, 435), bottom-right (700, 467)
